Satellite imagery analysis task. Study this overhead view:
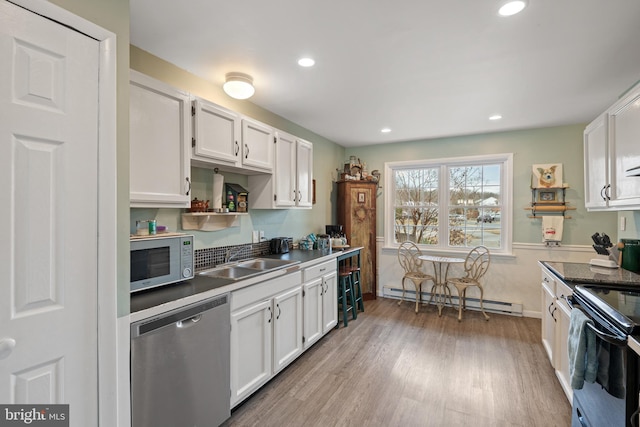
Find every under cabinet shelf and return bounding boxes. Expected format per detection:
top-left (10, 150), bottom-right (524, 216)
top-left (181, 212), bottom-right (248, 231)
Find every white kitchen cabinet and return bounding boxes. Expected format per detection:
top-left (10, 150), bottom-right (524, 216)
top-left (191, 97), bottom-right (242, 168)
top-left (241, 117), bottom-right (274, 172)
top-left (248, 131), bottom-right (313, 209)
top-left (583, 113), bottom-right (609, 209)
top-left (230, 271), bottom-right (303, 408)
top-left (303, 260), bottom-right (338, 349)
top-left (273, 286), bottom-right (303, 373)
top-left (607, 83), bottom-right (640, 209)
top-left (539, 263), bottom-right (572, 403)
top-left (584, 81), bottom-right (640, 211)
top-left (129, 70), bottom-right (191, 207)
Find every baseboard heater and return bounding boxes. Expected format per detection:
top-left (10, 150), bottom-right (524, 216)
top-left (383, 286), bottom-right (523, 316)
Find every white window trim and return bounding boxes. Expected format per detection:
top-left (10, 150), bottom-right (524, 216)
top-left (383, 153), bottom-right (513, 255)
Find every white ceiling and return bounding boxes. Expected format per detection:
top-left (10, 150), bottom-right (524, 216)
top-left (130, 0), bottom-right (640, 147)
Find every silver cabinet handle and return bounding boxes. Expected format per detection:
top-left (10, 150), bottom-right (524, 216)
top-left (244, 143), bottom-right (249, 159)
top-left (276, 304), bottom-right (281, 320)
top-left (0, 338), bottom-right (16, 360)
top-left (268, 306), bottom-right (272, 323)
top-left (185, 177), bottom-right (191, 196)
top-left (234, 140), bottom-right (240, 156)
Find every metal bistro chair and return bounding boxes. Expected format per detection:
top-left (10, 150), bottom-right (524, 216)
top-left (447, 245), bottom-right (491, 322)
top-left (397, 241), bottom-right (435, 313)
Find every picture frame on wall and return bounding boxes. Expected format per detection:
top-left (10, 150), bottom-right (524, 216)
top-left (537, 189), bottom-right (558, 203)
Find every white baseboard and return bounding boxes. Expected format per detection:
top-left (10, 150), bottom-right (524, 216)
top-left (383, 285), bottom-right (524, 316)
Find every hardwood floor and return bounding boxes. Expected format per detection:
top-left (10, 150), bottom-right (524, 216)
top-left (222, 298), bottom-right (571, 427)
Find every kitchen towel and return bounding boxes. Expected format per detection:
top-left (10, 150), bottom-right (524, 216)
top-left (568, 308), bottom-right (598, 390)
top-left (213, 173), bottom-right (224, 210)
top-left (542, 215), bottom-right (564, 242)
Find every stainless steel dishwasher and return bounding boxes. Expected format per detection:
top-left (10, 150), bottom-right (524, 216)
top-left (131, 293), bottom-right (230, 427)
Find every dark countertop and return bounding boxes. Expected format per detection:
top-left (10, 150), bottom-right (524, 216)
top-left (131, 247), bottom-right (363, 317)
top-left (540, 261), bottom-right (640, 287)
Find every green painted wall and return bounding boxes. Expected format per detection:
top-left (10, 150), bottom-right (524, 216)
top-left (345, 124), bottom-right (619, 245)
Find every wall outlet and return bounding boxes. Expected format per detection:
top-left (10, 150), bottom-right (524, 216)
top-left (621, 216), bottom-right (626, 231)
top-left (259, 230), bottom-right (265, 241)
top-left (252, 230), bottom-right (259, 243)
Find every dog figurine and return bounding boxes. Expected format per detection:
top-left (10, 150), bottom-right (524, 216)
top-left (537, 165), bottom-right (557, 187)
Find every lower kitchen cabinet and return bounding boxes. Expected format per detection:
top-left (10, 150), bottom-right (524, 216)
top-left (230, 272), bottom-right (303, 408)
top-left (539, 262), bottom-right (572, 402)
top-left (303, 260), bottom-right (338, 349)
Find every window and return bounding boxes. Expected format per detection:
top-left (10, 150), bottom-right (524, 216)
top-left (384, 153), bottom-right (513, 254)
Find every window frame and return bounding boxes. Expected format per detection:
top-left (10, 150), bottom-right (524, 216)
top-left (384, 153), bottom-right (513, 255)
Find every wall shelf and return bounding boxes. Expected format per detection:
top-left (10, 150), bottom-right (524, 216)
top-left (526, 186), bottom-right (575, 219)
top-left (181, 212), bottom-right (248, 231)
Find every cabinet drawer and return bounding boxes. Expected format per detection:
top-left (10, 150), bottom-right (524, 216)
top-left (303, 260), bottom-right (335, 282)
top-left (555, 280), bottom-right (572, 301)
top-left (231, 271), bottom-right (302, 311)
top-left (541, 268), bottom-right (556, 294)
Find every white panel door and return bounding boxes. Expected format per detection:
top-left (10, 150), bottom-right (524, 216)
top-left (322, 271), bottom-right (338, 333)
top-left (0, 1), bottom-right (99, 424)
top-left (303, 278), bottom-right (323, 349)
top-left (583, 114), bottom-right (609, 209)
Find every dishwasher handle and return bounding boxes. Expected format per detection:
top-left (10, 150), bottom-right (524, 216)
top-left (132, 294), bottom-right (228, 338)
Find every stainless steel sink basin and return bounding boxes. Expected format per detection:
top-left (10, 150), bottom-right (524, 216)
top-left (198, 258), bottom-right (299, 281)
top-left (199, 266), bottom-right (260, 280)
top-left (236, 258), bottom-right (297, 271)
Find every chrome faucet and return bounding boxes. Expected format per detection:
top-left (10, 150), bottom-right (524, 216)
top-left (224, 246), bottom-right (247, 264)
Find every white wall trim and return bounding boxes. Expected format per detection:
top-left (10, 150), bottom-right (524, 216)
top-left (9, 1), bottom-right (122, 425)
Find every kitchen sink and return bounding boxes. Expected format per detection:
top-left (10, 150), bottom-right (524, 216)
top-left (199, 258), bottom-right (299, 281)
top-left (236, 258), bottom-right (297, 271)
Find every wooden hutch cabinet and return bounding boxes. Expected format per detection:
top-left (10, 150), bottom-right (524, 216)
top-left (337, 180), bottom-right (377, 300)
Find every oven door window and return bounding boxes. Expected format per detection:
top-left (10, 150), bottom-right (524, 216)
top-left (131, 246), bottom-right (171, 282)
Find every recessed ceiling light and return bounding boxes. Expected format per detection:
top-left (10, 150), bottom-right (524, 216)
top-left (489, 114), bottom-right (503, 121)
top-left (381, 127), bottom-right (392, 133)
top-left (298, 57), bottom-right (315, 67)
top-left (498, 0), bottom-right (527, 16)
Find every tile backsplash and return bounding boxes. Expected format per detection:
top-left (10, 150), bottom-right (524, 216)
top-left (194, 241), bottom-right (272, 271)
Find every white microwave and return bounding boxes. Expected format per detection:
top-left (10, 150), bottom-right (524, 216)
top-left (130, 234), bottom-right (194, 292)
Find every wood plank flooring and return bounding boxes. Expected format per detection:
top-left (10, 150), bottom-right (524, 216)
top-left (222, 298), bottom-right (571, 427)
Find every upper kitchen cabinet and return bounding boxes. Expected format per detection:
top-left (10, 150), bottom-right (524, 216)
top-left (584, 81), bottom-right (640, 211)
top-left (130, 70), bottom-right (191, 208)
top-left (191, 97), bottom-right (242, 169)
top-left (241, 118), bottom-right (274, 173)
top-left (248, 131), bottom-right (313, 209)
top-left (191, 100), bottom-right (273, 174)
top-left (607, 83), bottom-right (640, 209)
top-left (583, 113), bottom-right (609, 209)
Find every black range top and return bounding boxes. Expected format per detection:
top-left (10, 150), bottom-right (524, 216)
top-left (574, 284), bottom-right (640, 335)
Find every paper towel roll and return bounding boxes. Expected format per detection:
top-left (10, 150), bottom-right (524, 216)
top-left (213, 174), bottom-right (224, 209)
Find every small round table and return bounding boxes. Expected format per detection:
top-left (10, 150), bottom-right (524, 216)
top-left (418, 255), bottom-right (465, 316)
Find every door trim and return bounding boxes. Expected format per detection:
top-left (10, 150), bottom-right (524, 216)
top-left (8, 1), bottom-right (121, 426)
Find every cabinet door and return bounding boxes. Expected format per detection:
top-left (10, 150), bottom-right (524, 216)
top-left (608, 85), bottom-right (640, 208)
top-left (242, 118), bottom-right (274, 172)
top-left (322, 271), bottom-right (338, 333)
top-left (274, 131), bottom-right (297, 207)
top-left (129, 70), bottom-right (191, 207)
top-left (296, 138), bottom-right (313, 207)
top-left (541, 283), bottom-right (556, 365)
top-left (555, 298), bottom-right (573, 402)
top-left (192, 98), bottom-right (241, 167)
top-left (273, 286), bottom-right (303, 373)
top-left (303, 277), bottom-right (323, 349)
top-left (230, 299), bottom-right (272, 407)
top-left (583, 113), bottom-right (609, 209)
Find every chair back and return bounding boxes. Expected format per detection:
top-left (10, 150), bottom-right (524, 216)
top-left (397, 241), bottom-right (424, 274)
top-left (463, 246), bottom-right (490, 281)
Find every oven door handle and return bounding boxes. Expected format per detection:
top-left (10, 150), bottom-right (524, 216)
top-left (565, 295), bottom-right (627, 346)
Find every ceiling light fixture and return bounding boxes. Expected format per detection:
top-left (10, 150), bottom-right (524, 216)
top-left (489, 114), bottom-right (503, 121)
top-left (298, 57), bottom-right (315, 67)
top-left (381, 127), bottom-right (391, 133)
top-left (498, 0), bottom-right (527, 16)
top-left (223, 72), bottom-right (255, 99)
